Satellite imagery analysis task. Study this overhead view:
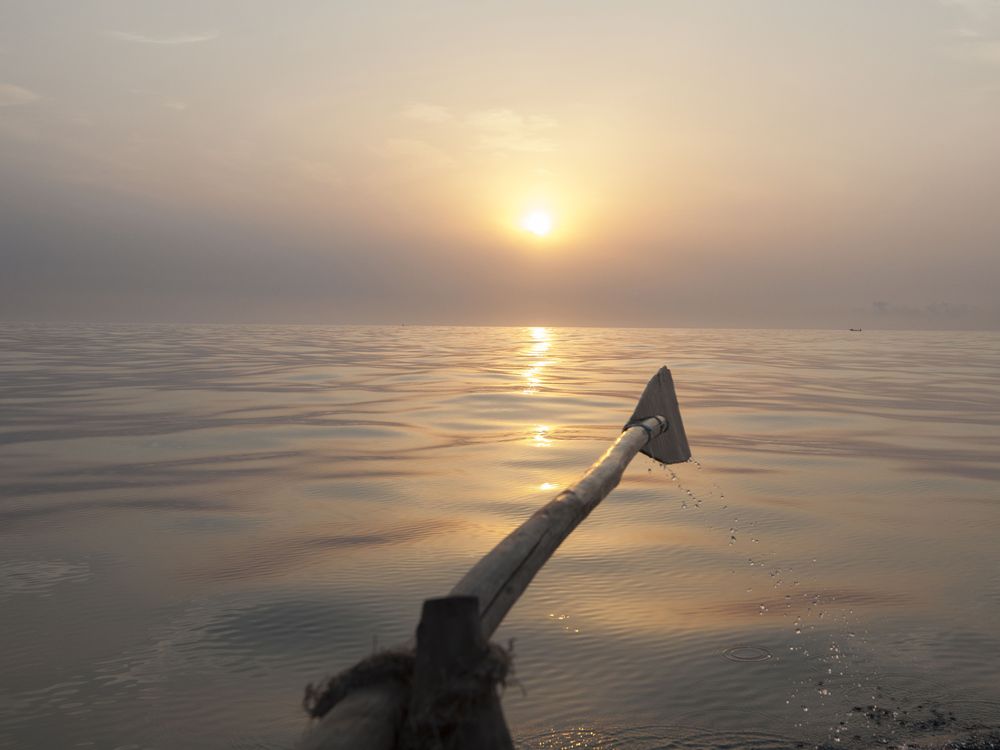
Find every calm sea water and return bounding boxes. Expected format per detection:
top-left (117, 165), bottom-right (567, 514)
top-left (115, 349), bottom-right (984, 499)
top-left (2, 324), bottom-right (999, 749)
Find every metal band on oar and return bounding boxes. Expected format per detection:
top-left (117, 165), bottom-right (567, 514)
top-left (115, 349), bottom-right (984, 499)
top-left (297, 366), bottom-right (690, 750)
top-left (624, 414), bottom-right (666, 442)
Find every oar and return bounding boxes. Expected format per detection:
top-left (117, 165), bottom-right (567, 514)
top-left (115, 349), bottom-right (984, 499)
top-left (297, 366), bottom-right (690, 750)
top-left (451, 365), bottom-right (690, 637)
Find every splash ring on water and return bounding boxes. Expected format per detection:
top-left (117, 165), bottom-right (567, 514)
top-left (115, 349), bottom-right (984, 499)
top-left (723, 645), bottom-right (773, 662)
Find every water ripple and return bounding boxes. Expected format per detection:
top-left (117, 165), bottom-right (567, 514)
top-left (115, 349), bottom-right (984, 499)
top-left (1, 324), bottom-right (998, 748)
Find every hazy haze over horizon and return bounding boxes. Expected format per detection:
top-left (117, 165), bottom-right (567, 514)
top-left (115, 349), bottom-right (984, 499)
top-left (2, 0), bottom-right (999, 329)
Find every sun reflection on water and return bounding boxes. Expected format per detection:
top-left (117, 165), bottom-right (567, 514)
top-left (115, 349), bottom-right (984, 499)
top-left (522, 363), bottom-right (549, 392)
top-left (519, 326), bottom-right (552, 395)
top-left (532, 425), bottom-right (553, 447)
top-left (522, 327), bottom-right (553, 395)
top-left (522, 328), bottom-right (560, 448)
top-left (531, 327), bottom-right (550, 355)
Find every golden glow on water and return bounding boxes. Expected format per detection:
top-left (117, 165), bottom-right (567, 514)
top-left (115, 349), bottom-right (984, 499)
top-left (522, 327), bottom-right (553, 395)
top-left (539, 482), bottom-right (557, 491)
top-left (532, 424), bottom-right (553, 447)
top-left (548, 612), bottom-right (581, 634)
top-left (523, 328), bottom-right (559, 446)
top-left (522, 364), bottom-right (548, 392)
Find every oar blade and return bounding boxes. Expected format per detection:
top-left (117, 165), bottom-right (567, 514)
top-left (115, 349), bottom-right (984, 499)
top-left (627, 366), bottom-right (691, 465)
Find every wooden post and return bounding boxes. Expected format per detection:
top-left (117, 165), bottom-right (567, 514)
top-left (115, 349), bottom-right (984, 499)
top-left (404, 596), bottom-right (513, 749)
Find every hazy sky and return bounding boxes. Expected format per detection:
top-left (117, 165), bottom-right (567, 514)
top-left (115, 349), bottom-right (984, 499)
top-left (2, 0), bottom-right (999, 328)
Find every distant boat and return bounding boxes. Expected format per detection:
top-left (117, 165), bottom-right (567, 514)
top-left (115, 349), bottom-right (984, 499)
top-left (849, 328), bottom-right (862, 332)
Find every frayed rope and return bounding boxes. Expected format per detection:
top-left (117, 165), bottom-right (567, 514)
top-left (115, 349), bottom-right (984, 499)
top-left (303, 649), bottom-right (415, 719)
top-left (302, 642), bottom-right (513, 722)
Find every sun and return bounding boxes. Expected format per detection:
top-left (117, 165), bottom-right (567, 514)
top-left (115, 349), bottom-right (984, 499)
top-left (521, 210), bottom-right (553, 237)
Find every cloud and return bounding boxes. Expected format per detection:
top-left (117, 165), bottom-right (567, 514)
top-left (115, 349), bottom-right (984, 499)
top-left (402, 103), bottom-right (453, 123)
top-left (939, 0), bottom-right (1000, 18)
top-left (399, 102), bottom-right (559, 153)
top-left (967, 39), bottom-right (1000, 62)
top-left (465, 109), bottom-right (555, 131)
top-left (0, 83), bottom-right (39, 106)
top-left (941, 0), bottom-right (1000, 62)
top-left (465, 107), bottom-right (557, 153)
top-left (378, 138), bottom-right (456, 171)
top-left (948, 36), bottom-right (1000, 65)
top-left (108, 31), bottom-right (219, 45)
top-left (944, 13), bottom-right (1000, 65)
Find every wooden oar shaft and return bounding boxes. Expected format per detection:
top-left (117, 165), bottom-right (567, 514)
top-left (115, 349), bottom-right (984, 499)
top-left (451, 416), bottom-right (667, 637)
